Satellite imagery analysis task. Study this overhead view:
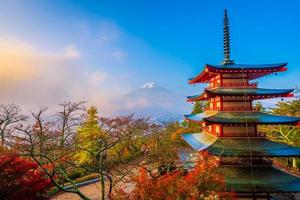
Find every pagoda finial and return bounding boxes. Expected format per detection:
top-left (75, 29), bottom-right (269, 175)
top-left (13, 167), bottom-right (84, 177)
top-left (223, 9), bottom-right (234, 64)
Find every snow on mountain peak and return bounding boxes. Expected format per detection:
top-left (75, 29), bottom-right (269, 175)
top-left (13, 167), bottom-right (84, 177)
top-left (142, 82), bottom-right (156, 89)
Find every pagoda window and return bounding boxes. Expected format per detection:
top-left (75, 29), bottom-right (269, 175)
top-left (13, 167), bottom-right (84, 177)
top-left (222, 78), bottom-right (249, 87)
top-left (222, 73), bottom-right (247, 78)
top-left (222, 125), bottom-right (256, 137)
top-left (222, 101), bottom-right (252, 111)
top-left (223, 96), bottom-right (250, 101)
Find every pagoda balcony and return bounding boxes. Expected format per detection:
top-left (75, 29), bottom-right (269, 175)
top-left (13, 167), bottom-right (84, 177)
top-left (204, 107), bottom-right (255, 112)
top-left (220, 82), bottom-right (258, 88)
top-left (218, 133), bottom-right (266, 137)
top-left (221, 107), bottom-right (254, 112)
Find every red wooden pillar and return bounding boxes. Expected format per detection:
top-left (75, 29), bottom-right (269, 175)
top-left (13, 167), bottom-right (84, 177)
top-left (220, 124), bottom-right (223, 137)
top-left (220, 74), bottom-right (223, 87)
top-left (254, 125), bottom-right (258, 137)
top-left (220, 96), bottom-right (223, 111)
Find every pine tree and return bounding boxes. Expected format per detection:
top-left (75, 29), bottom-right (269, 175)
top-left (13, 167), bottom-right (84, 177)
top-left (75, 106), bottom-right (101, 163)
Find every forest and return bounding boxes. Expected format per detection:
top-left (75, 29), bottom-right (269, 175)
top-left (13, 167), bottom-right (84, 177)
top-left (0, 100), bottom-right (299, 200)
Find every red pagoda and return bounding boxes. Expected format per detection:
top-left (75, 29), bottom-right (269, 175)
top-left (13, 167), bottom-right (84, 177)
top-left (183, 10), bottom-right (300, 199)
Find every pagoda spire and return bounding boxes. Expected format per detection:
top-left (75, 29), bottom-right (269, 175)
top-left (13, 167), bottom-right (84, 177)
top-left (223, 9), bottom-right (234, 64)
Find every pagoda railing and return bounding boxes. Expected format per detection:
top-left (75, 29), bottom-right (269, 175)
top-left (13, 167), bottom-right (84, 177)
top-left (222, 107), bottom-right (253, 111)
top-left (204, 107), bottom-right (256, 112)
top-left (220, 82), bottom-right (258, 88)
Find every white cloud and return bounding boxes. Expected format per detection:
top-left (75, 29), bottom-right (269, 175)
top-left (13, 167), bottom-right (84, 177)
top-left (0, 38), bottom-right (83, 111)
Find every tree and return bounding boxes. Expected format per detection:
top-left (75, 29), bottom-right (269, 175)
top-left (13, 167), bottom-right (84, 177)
top-left (181, 101), bottom-right (204, 132)
top-left (10, 102), bottom-right (161, 200)
top-left (145, 122), bottom-right (186, 176)
top-left (272, 100), bottom-right (300, 116)
top-left (73, 112), bottom-right (159, 200)
top-left (112, 152), bottom-right (235, 200)
top-left (14, 102), bottom-right (92, 200)
top-left (74, 106), bottom-right (101, 163)
top-left (0, 153), bottom-right (51, 200)
top-left (259, 100), bottom-right (300, 169)
top-left (259, 100), bottom-right (300, 146)
top-left (253, 101), bottom-right (266, 112)
top-left (0, 104), bottom-right (27, 147)
top-left (191, 101), bottom-right (205, 114)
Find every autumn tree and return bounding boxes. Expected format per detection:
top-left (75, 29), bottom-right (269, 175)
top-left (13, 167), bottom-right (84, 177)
top-left (9, 102), bottom-right (161, 200)
top-left (0, 104), bottom-right (27, 147)
top-left (73, 109), bottom-right (159, 200)
top-left (0, 153), bottom-right (51, 200)
top-left (112, 152), bottom-right (235, 200)
top-left (14, 102), bottom-right (92, 200)
top-left (145, 122), bottom-right (187, 176)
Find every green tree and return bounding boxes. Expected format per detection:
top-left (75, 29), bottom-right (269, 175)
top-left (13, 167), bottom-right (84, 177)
top-left (181, 101), bottom-right (204, 132)
top-left (75, 106), bottom-right (101, 163)
top-left (191, 101), bottom-right (204, 114)
top-left (254, 101), bottom-right (266, 112)
top-left (146, 122), bottom-right (186, 175)
top-left (259, 100), bottom-right (300, 146)
top-left (272, 100), bottom-right (300, 116)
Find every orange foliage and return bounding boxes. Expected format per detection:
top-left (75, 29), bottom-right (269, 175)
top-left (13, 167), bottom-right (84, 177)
top-left (112, 152), bottom-right (236, 200)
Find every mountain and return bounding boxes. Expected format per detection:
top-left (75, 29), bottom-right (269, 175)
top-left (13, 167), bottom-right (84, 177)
top-left (113, 82), bottom-right (190, 121)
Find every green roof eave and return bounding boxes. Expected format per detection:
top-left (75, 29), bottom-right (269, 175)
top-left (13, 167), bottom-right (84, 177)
top-left (206, 88), bottom-right (294, 96)
top-left (185, 112), bottom-right (300, 125)
top-left (182, 133), bottom-right (300, 157)
top-left (205, 112), bottom-right (300, 124)
top-left (221, 165), bottom-right (300, 193)
top-left (187, 88), bottom-right (293, 101)
top-left (184, 111), bottom-right (217, 123)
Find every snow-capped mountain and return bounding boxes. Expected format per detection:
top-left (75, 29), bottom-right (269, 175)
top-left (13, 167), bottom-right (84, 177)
top-left (113, 82), bottom-right (190, 121)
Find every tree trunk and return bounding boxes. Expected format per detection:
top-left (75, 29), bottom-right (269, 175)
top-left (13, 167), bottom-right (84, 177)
top-left (100, 174), bottom-right (105, 200)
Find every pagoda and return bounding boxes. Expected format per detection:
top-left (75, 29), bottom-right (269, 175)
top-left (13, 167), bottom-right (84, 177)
top-left (183, 10), bottom-right (300, 199)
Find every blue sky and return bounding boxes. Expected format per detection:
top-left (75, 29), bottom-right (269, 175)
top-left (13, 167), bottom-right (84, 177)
top-left (0, 0), bottom-right (300, 114)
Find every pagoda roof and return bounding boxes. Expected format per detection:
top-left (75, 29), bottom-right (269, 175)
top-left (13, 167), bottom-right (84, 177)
top-left (187, 88), bottom-right (294, 101)
top-left (185, 111), bottom-right (300, 125)
top-left (189, 63), bottom-right (287, 84)
top-left (221, 165), bottom-right (300, 193)
top-left (182, 132), bottom-right (300, 157)
top-left (207, 63), bottom-right (287, 69)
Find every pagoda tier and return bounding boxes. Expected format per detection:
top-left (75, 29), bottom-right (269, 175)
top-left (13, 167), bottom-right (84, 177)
top-left (182, 132), bottom-right (300, 157)
top-left (185, 112), bottom-right (300, 125)
top-left (184, 112), bottom-right (300, 137)
top-left (189, 63), bottom-right (287, 84)
top-left (187, 88), bottom-right (294, 102)
top-left (221, 165), bottom-right (300, 193)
